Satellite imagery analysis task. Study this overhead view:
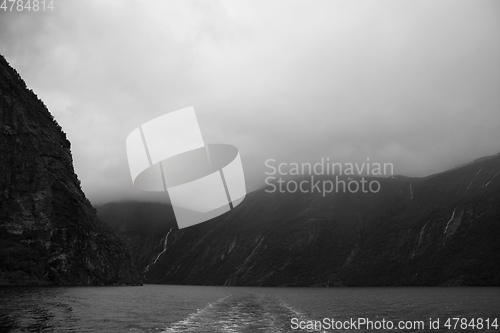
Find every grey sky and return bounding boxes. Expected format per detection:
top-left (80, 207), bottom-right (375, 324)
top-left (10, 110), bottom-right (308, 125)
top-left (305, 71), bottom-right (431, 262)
top-left (1, 0), bottom-right (499, 204)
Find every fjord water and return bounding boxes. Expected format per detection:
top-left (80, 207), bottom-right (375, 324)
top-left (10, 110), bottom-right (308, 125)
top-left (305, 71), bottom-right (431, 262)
top-left (0, 285), bottom-right (498, 332)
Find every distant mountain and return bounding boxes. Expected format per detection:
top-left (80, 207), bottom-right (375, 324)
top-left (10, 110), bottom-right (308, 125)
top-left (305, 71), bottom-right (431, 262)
top-left (97, 155), bottom-right (500, 286)
top-left (99, 153), bottom-right (500, 286)
top-left (0, 55), bottom-right (141, 285)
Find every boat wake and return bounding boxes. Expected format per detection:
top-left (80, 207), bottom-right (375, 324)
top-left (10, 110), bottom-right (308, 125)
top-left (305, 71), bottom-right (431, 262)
top-left (162, 293), bottom-right (326, 333)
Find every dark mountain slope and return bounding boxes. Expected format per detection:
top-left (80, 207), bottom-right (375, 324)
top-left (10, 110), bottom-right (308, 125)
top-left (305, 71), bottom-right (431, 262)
top-left (99, 153), bottom-right (500, 286)
top-left (0, 55), bottom-right (140, 285)
top-left (342, 155), bottom-right (500, 286)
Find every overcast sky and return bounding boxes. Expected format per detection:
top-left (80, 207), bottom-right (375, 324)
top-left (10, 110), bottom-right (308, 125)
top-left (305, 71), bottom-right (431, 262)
top-left (1, 0), bottom-right (499, 204)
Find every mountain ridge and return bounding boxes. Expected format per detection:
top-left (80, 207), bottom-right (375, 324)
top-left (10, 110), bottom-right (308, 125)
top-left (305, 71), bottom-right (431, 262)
top-left (98, 152), bottom-right (500, 286)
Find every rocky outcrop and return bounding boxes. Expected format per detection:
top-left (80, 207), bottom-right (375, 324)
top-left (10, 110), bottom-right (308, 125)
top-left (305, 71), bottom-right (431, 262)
top-left (0, 55), bottom-right (141, 285)
top-left (100, 154), bottom-right (500, 287)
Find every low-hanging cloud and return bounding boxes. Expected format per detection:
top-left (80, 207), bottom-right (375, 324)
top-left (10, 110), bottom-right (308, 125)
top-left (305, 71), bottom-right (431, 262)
top-left (1, 0), bottom-right (499, 204)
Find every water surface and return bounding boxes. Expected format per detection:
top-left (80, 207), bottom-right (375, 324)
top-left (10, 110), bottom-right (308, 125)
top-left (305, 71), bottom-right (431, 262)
top-left (0, 285), bottom-right (498, 332)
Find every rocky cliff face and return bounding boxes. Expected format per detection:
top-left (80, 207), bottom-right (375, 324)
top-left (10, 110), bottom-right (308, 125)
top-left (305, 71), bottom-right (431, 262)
top-left (100, 153), bottom-right (500, 287)
top-left (0, 55), bottom-right (141, 285)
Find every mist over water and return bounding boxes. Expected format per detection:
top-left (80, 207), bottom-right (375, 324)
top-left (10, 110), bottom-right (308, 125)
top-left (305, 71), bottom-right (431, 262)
top-left (1, 285), bottom-right (498, 332)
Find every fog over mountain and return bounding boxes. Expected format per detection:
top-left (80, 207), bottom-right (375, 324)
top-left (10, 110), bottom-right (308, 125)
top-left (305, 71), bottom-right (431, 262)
top-left (1, 0), bottom-right (499, 204)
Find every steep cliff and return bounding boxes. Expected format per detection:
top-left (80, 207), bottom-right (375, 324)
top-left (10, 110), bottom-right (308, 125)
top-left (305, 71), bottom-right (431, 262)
top-left (0, 55), bottom-right (141, 285)
top-left (100, 154), bottom-right (500, 287)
